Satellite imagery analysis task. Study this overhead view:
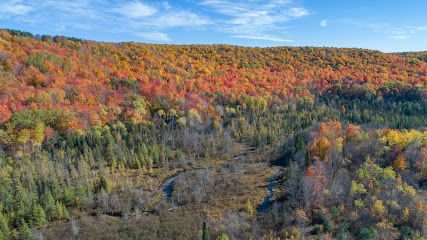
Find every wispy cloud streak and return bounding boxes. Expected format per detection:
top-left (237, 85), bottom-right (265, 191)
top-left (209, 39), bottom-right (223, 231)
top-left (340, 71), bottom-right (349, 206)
top-left (134, 32), bottom-right (171, 41)
top-left (0, 0), bottom-right (33, 16)
top-left (0, 1), bottom-right (210, 42)
top-left (113, 2), bottom-right (157, 18)
top-left (0, 0), bottom-right (310, 43)
top-left (231, 35), bottom-right (293, 42)
top-left (343, 19), bottom-right (427, 40)
top-left (200, 0), bottom-right (308, 42)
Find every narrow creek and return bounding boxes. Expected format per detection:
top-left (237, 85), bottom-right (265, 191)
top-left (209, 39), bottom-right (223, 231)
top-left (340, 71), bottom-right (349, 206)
top-left (256, 169), bottom-right (283, 213)
top-left (157, 152), bottom-right (282, 214)
top-left (161, 172), bottom-right (182, 201)
top-left (158, 153), bottom-right (247, 205)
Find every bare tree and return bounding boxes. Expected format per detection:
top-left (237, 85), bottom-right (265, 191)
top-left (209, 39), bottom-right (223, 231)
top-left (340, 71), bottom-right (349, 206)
top-left (135, 206), bottom-right (141, 220)
top-left (71, 219), bottom-right (80, 236)
top-left (86, 193), bottom-right (94, 208)
top-left (226, 211), bottom-right (241, 240)
top-left (331, 169), bottom-right (351, 204)
top-left (99, 192), bottom-right (109, 211)
top-left (34, 230), bottom-right (44, 240)
top-left (271, 201), bottom-right (280, 223)
top-left (179, 154), bottom-right (187, 168)
top-left (110, 193), bottom-right (120, 211)
top-left (223, 129), bottom-right (233, 153)
top-left (252, 220), bottom-right (260, 239)
top-left (203, 168), bottom-right (213, 186)
top-left (138, 192), bottom-right (145, 210)
top-left (287, 160), bottom-right (302, 208)
top-left (123, 199), bottom-right (131, 220)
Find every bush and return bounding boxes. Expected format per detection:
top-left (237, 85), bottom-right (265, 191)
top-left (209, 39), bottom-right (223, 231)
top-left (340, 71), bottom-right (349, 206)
top-left (323, 220), bottom-right (334, 233)
top-left (359, 227), bottom-right (378, 240)
top-left (336, 228), bottom-right (349, 240)
top-left (331, 206), bottom-right (340, 219)
top-left (315, 209), bottom-right (326, 224)
top-left (312, 224), bottom-right (321, 234)
top-left (400, 225), bottom-right (414, 240)
top-left (216, 234), bottom-right (229, 240)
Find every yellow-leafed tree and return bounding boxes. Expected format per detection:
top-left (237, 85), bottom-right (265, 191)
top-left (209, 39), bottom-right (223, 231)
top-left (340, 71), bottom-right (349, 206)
top-left (393, 154), bottom-right (407, 171)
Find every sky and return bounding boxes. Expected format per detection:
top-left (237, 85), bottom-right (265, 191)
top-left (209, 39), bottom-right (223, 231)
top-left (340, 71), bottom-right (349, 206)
top-left (1, 0), bottom-right (427, 52)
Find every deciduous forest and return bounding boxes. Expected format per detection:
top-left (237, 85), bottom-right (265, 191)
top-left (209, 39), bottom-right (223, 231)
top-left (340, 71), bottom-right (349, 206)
top-left (0, 29), bottom-right (426, 239)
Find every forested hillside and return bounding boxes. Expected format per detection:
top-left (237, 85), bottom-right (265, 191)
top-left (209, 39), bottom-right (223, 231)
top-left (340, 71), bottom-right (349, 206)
top-left (0, 29), bottom-right (426, 239)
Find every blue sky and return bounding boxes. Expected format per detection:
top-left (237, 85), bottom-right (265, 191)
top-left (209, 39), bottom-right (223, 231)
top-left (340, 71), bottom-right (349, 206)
top-left (1, 0), bottom-right (427, 52)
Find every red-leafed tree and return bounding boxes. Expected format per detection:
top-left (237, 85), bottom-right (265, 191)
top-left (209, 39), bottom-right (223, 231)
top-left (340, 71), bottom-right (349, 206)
top-left (302, 159), bottom-right (329, 208)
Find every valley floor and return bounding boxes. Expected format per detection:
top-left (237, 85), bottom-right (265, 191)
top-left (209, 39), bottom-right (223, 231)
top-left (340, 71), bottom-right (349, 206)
top-left (36, 141), bottom-right (284, 239)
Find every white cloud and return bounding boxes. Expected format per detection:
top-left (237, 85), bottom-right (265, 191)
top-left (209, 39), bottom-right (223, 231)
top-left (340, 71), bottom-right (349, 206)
top-left (344, 20), bottom-right (427, 40)
top-left (320, 20), bottom-right (327, 27)
top-left (0, 0), bottom-right (210, 42)
top-left (162, 1), bottom-right (172, 10)
top-left (134, 32), bottom-right (171, 42)
top-left (289, 8), bottom-right (308, 18)
top-left (139, 10), bottom-right (211, 27)
top-left (0, 1), bottom-right (33, 15)
top-left (0, 0), bottom-right (307, 44)
top-left (200, 0), bottom-right (308, 38)
top-left (71, 23), bottom-right (93, 30)
top-left (406, 26), bottom-right (427, 34)
top-left (388, 35), bottom-right (409, 39)
top-left (111, 2), bottom-right (210, 35)
top-left (44, 0), bottom-right (97, 17)
top-left (113, 1), bottom-right (157, 18)
top-left (231, 35), bottom-right (293, 42)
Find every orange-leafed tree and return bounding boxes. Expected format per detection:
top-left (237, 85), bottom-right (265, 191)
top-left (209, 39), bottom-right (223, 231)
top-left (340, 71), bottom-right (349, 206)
top-left (310, 137), bottom-right (331, 161)
top-left (393, 154), bottom-right (407, 171)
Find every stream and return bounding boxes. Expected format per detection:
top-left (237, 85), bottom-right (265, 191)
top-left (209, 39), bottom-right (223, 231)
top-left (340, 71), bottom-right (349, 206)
top-left (161, 172), bottom-right (182, 201)
top-left (256, 169), bottom-right (283, 213)
top-left (156, 152), bottom-right (282, 214)
top-left (157, 153), bottom-right (248, 207)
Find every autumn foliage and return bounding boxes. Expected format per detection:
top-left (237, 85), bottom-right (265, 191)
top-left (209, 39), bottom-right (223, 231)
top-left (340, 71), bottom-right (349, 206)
top-left (0, 29), bottom-right (426, 239)
top-left (0, 29), bottom-right (426, 153)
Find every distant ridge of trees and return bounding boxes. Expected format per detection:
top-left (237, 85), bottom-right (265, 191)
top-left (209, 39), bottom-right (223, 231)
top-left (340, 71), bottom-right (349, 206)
top-left (1, 28), bottom-right (83, 44)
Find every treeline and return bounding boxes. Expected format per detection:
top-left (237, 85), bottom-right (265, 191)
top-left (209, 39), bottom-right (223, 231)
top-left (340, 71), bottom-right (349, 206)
top-left (228, 94), bottom-right (426, 153)
top-left (394, 51), bottom-right (427, 63)
top-left (1, 29), bottom-right (426, 144)
top-left (2, 28), bottom-right (83, 44)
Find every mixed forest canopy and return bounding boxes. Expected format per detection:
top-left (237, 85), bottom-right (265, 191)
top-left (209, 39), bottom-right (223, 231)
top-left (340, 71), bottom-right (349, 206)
top-left (0, 29), bottom-right (426, 239)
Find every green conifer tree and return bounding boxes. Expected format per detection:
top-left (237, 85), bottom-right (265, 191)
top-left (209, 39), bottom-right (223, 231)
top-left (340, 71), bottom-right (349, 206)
top-left (202, 221), bottom-right (210, 240)
top-left (41, 191), bottom-right (55, 220)
top-left (0, 212), bottom-right (10, 239)
top-left (306, 150), bottom-right (312, 167)
top-left (61, 204), bottom-right (69, 220)
top-left (53, 201), bottom-right (63, 220)
top-left (30, 204), bottom-right (46, 227)
top-left (106, 141), bottom-right (117, 169)
top-left (98, 176), bottom-right (112, 194)
top-left (19, 219), bottom-right (33, 240)
top-left (74, 183), bottom-right (87, 206)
